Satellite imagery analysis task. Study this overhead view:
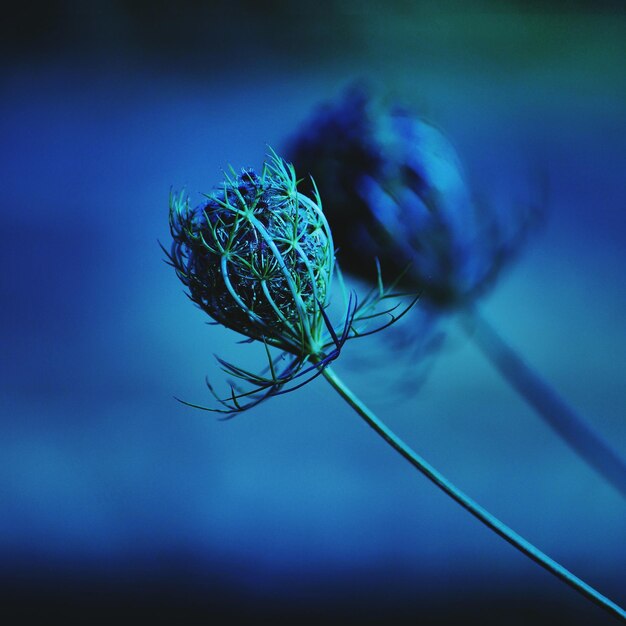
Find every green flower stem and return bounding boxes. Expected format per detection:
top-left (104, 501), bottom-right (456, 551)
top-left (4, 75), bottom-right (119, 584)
top-left (461, 308), bottom-right (626, 499)
top-left (321, 366), bottom-right (626, 622)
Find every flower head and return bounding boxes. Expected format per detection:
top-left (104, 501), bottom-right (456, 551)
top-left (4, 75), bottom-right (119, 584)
top-left (167, 153), bottom-right (334, 358)
top-left (164, 151), bottom-right (416, 414)
top-left (287, 85), bottom-right (540, 308)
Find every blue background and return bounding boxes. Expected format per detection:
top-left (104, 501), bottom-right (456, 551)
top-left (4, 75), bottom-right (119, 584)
top-left (1, 2), bottom-right (624, 623)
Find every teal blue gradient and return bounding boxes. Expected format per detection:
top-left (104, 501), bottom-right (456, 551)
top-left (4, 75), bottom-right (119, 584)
top-left (0, 3), bottom-right (624, 623)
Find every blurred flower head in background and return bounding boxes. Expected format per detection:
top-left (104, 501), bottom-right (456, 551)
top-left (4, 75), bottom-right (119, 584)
top-left (287, 84), bottom-right (542, 309)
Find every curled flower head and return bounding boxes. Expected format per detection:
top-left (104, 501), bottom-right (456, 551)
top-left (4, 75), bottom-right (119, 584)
top-left (287, 85), bottom-right (540, 308)
top-left (164, 151), bottom-right (417, 414)
top-left (168, 152), bottom-right (334, 358)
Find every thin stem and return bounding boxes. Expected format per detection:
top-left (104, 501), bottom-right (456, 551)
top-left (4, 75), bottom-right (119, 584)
top-left (321, 366), bottom-right (626, 622)
top-left (461, 307), bottom-right (626, 499)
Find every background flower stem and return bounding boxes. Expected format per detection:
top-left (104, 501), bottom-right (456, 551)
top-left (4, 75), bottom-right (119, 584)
top-left (460, 307), bottom-right (626, 499)
top-left (321, 366), bottom-right (626, 622)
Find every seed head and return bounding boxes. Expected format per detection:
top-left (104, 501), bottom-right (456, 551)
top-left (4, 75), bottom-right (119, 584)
top-left (164, 151), bottom-right (418, 415)
top-left (161, 152), bottom-right (416, 415)
top-left (287, 86), bottom-right (540, 308)
top-left (167, 152), bottom-right (334, 358)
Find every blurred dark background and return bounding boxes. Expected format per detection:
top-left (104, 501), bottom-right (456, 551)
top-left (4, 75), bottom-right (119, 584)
top-left (1, 1), bottom-right (624, 623)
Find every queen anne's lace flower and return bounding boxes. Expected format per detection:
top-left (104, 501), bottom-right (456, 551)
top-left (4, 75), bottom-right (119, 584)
top-left (287, 86), bottom-right (539, 308)
top-left (164, 152), bottom-right (416, 414)
top-left (167, 155), bottom-right (334, 357)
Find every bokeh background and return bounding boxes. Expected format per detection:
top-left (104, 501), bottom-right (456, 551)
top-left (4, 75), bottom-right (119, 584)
top-left (1, 1), bottom-right (624, 623)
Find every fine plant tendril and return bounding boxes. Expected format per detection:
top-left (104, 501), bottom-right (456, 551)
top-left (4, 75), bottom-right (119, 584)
top-left (286, 84), bottom-right (626, 499)
top-left (164, 151), bottom-right (626, 622)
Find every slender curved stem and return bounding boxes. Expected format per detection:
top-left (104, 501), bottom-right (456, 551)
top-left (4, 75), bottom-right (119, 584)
top-left (460, 307), bottom-right (626, 499)
top-left (321, 366), bottom-right (626, 622)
